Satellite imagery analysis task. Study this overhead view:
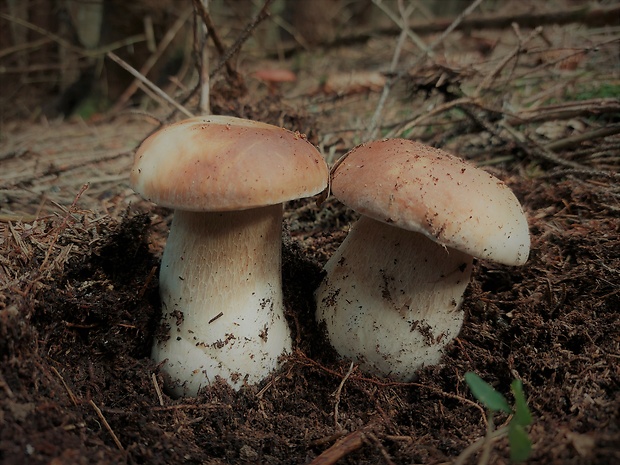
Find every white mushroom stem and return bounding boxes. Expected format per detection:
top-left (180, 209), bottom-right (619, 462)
top-left (315, 215), bottom-right (473, 381)
top-left (154, 204), bottom-right (292, 396)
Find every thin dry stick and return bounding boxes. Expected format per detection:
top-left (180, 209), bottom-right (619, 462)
top-left (367, 0), bottom-right (485, 139)
top-left (474, 25), bottom-right (543, 98)
top-left (51, 366), bottom-right (79, 406)
top-left (385, 96), bottom-right (474, 139)
top-left (372, 0), bottom-right (432, 55)
top-left (333, 361), bottom-right (356, 429)
top-left (192, 0), bottom-right (211, 114)
top-left (506, 98), bottom-right (620, 125)
top-left (499, 120), bottom-right (620, 178)
top-left (452, 425), bottom-right (508, 465)
top-left (39, 183), bottom-right (89, 274)
top-left (90, 399), bottom-right (124, 451)
top-left (510, 37), bottom-right (620, 83)
top-left (424, 0), bottom-right (485, 61)
top-left (458, 104), bottom-right (617, 178)
top-left (107, 51), bottom-right (194, 118)
top-left (365, 431), bottom-right (397, 465)
top-left (0, 371), bottom-right (15, 398)
top-left (0, 213), bottom-right (39, 223)
top-left (309, 429), bottom-right (367, 465)
top-left (0, 37), bottom-right (51, 59)
top-left (152, 403), bottom-right (226, 411)
top-left (137, 265), bottom-right (158, 300)
top-left (209, 0), bottom-right (274, 79)
top-left (111, 8), bottom-right (192, 113)
top-left (365, 0), bottom-right (412, 141)
top-left (478, 411), bottom-right (495, 465)
top-left (545, 125), bottom-right (620, 152)
top-left (152, 373), bottom-right (165, 407)
top-left (192, 0), bottom-right (236, 76)
top-left (296, 352), bottom-right (487, 420)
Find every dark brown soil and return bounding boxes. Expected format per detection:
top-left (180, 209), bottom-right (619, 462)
top-left (1, 170), bottom-right (618, 464)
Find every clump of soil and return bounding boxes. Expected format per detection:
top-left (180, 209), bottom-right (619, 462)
top-left (1, 172), bottom-right (618, 464)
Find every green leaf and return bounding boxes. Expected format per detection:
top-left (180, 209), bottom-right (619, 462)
top-left (464, 372), bottom-right (511, 413)
top-left (511, 379), bottom-right (533, 426)
top-left (508, 422), bottom-right (532, 462)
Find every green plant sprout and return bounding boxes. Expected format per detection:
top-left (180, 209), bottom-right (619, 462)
top-left (454, 372), bottom-right (533, 465)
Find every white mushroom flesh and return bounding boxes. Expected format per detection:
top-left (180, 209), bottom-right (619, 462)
top-left (316, 215), bottom-right (473, 380)
top-left (155, 204), bottom-right (291, 396)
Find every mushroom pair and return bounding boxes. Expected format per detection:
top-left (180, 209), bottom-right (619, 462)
top-left (315, 139), bottom-right (530, 381)
top-left (131, 116), bottom-right (328, 396)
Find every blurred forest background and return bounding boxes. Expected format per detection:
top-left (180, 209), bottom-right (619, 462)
top-left (2, 0), bottom-right (615, 121)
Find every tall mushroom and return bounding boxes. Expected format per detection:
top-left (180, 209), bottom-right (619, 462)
top-left (315, 139), bottom-right (530, 381)
top-left (131, 115), bottom-right (328, 396)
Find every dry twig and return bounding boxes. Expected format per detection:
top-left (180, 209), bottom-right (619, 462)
top-left (51, 366), bottom-right (79, 407)
top-left (191, 0), bottom-right (236, 77)
top-left (332, 361), bottom-right (356, 429)
top-left (152, 373), bottom-right (165, 407)
top-left (295, 351), bottom-right (487, 420)
top-left (208, 0), bottom-right (275, 79)
top-left (364, 1), bottom-right (411, 141)
top-left (107, 52), bottom-right (194, 118)
top-left (473, 25), bottom-right (543, 98)
top-left (309, 429), bottom-right (367, 465)
top-left (111, 8), bottom-right (193, 113)
top-left (90, 399), bottom-right (124, 451)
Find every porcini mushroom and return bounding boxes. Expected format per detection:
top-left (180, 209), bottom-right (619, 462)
top-left (131, 115), bottom-right (328, 396)
top-left (315, 139), bottom-right (529, 380)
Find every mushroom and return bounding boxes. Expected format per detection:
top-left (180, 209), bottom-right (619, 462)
top-left (315, 139), bottom-right (530, 381)
top-left (131, 115), bottom-right (328, 396)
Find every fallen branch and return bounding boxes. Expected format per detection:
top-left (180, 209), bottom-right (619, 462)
top-left (505, 98), bottom-right (620, 125)
top-left (544, 125), bottom-right (620, 153)
top-left (332, 361), bottom-right (356, 429)
top-left (309, 429), bottom-right (367, 465)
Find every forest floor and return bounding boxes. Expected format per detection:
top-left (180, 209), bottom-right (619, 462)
top-left (1, 2), bottom-right (619, 464)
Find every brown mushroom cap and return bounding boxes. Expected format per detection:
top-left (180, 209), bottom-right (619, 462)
top-left (131, 115), bottom-right (328, 211)
top-left (331, 138), bottom-right (530, 266)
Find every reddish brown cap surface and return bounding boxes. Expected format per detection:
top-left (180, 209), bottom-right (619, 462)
top-left (131, 116), bottom-right (328, 211)
top-left (331, 139), bottom-right (530, 265)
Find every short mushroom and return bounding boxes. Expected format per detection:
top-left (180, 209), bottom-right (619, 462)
top-left (131, 115), bottom-right (328, 396)
top-left (315, 139), bottom-right (530, 381)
